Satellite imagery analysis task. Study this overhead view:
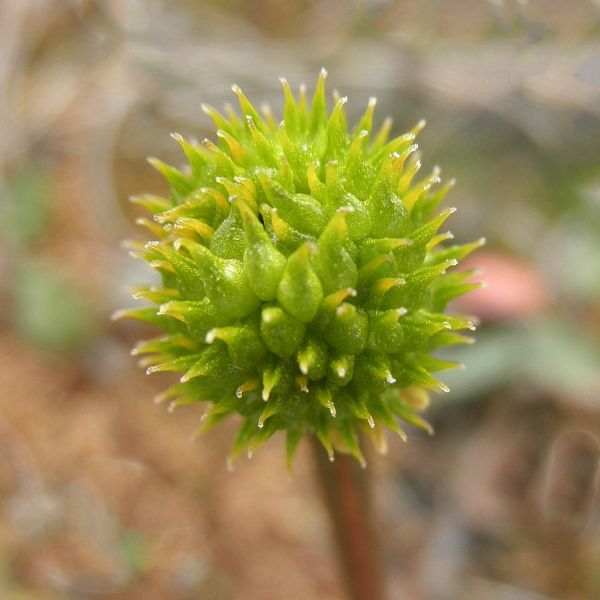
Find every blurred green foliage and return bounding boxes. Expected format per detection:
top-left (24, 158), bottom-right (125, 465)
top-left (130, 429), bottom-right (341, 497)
top-left (119, 529), bottom-right (148, 575)
top-left (444, 317), bottom-right (600, 401)
top-left (12, 259), bottom-right (94, 353)
top-left (0, 167), bottom-right (50, 247)
top-left (1, 165), bottom-right (95, 353)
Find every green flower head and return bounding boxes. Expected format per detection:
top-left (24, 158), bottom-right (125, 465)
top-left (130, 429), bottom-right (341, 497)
top-left (117, 70), bottom-right (483, 467)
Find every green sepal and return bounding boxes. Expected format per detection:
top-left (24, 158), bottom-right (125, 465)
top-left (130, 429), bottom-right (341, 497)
top-left (323, 96), bottom-right (349, 162)
top-left (216, 177), bottom-right (257, 213)
top-left (181, 239), bottom-right (261, 318)
top-left (388, 396), bottom-right (434, 435)
top-left (345, 392), bottom-right (375, 428)
top-left (172, 217), bottom-right (214, 245)
top-left (309, 68), bottom-right (328, 136)
top-left (327, 353), bottom-right (355, 387)
top-left (307, 162), bottom-right (326, 203)
top-left (315, 384), bottom-right (337, 417)
top-left (260, 304), bottom-right (306, 358)
top-left (314, 288), bottom-right (357, 331)
top-left (367, 400), bottom-right (407, 441)
top-left (396, 151), bottom-right (422, 194)
top-left (153, 243), bottom-right (205, 300)
top-left (425, 237), bottom-right (486, 266)
top-left (111, 306), bottom-right (183, 334)
top-left (247, 419), bottom-right (281, 458)
top-left (130, 194), bottom-right (172, 215)
top-left (201, 102), bottom-right (240, 137)
top-left (246, 116), bottom-right (277, 167)
top-left (130, 285), bottom-right (180, 305)
top-left (365, 277), bottom-right (407, 310)
top-left (419, 310), bottom-right (476, 332)
top-left (413, 354), bottom-right (462, 373)
top-left (206, 319), bottom-right (267, 369)
top-left (313, 209), bottom-right (358, 295)
top-left (194, 406), bottom-right (233, 437)
top-left (231, 84), bottom-right (265, 133)
top-left (135, 217), bottom-right (167, 239)
top-left (390, 358), bottom-right (449, 392)
top-left (334, 420), bottom-right (365, 467)
top-left (277, 243), bottom-right (324, 323)
top-left (155, 192), bottom-right (216, 227)
top-left (234, 198), bottom-right (286, 301)
top-left (258, 397), bottom-right (282, 429)
top-left (353, 352), bottom-right (395, 393)
top-left (359, 238), bottom-right (412, 266)
top-left (145, 353), bottom-right (204, 375)
top-left (147, 158), bottom-right (195, 201)
top-left (344, 130), bottom-right (373, 200)
top-left (274, 154), bottom-right (296, 191)
top-left (400, 314), bottom-right (452, 348)
top-left (367, 153), bottom-right (412, 234)
top-left (159, 298), bottom-right (225, 341)
top-left (366, 187), bottom-right (409, 238)
top-left (131, 334), bottom-right (198, 358)
top-left (314, 414), bottom-right (335, 461)
top-left (280, 78), bottom-right (300, 138)
top-left (367, 308), bottom-right (405, 353)
top-left (370, 116), bottom-right (393, 152)
top-left (170, 133), bottom-right (214, 183)
top-left (261, 359), bottom-right (289, 401)
top-left (426, 330), bottom-right (474, 350)
top-left (297, 336), bottom-right (328, 381)
top-left (412, 178), bottom-right (456, 222)
top-left (324, 303), bottom-right (369, 354)
top-left (352, 96), bottom-right (376, 137)
top-left (372, 132), bottom-right (417, 166)
top-left (258, 173), bottom-right (327, 236)
top-left (286, 428), bottom-right (303, 470)
top-left (229, 416), bottom-right (261, 463)
top-left (357, 254), bottom-right (397, 294)
top-left (296, 83), bottom-right (309, 130)
top-left (330, 193), bottom-right (372, 241)
top-left (201, 138), bottom-right (240, 179)
top-left (409, 207), bottom-right (456, 247)
top-left (279, 126), bottom-right (316, 190)
top-left (209, 205), bottom-right (246, 259)
top-left (404, 260), bottom-right (458, 286)
top-left (430, 269), bottom-right (484, 312)
top-left (180, 345), bottom-right (234, 382)
top-left (261, 203), bottom-right (313, 250)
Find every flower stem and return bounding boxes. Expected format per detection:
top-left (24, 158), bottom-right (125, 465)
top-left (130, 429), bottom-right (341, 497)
top-left (311, 436), bottom-right (387, 600)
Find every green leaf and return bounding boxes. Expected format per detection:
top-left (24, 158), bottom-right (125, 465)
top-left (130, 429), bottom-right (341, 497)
top-left (0, 166), bottom-right (50, 246)
top-left (12, 260), bottom-right (94, 353)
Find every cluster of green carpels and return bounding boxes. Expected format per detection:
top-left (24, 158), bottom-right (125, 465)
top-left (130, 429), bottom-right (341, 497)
top-left (116, 70), bottom-right (483, 466)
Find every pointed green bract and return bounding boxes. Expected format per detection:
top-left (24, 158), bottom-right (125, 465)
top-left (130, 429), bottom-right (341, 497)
top-left (260, 304), bottom-right (305, 358)
top-left (124, 72), bottom-right (482, 466)
top-left (313, 209), bottom-right (358, 295)
top-left (206, 320), bottom-right (267, 369)
top-left (324, 303), bottom-right (369, 354)
top-left (276, 243), bottom-right (323, 323)
top-left (183, 240), bottom-right (260, 318)
top-left (297, 336), bottom-right (328, 381)
top-left (234, 198), bottom-right (286, 300)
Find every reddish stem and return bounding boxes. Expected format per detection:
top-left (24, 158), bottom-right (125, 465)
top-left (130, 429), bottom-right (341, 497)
top-left (311, 437), bottom-right (387, 600)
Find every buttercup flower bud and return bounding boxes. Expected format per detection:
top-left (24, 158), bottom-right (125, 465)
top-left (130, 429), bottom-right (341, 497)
top-left (118, 69), bottom-right (483, 466)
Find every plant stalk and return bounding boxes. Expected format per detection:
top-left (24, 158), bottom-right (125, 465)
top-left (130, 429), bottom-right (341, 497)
top-left (311, 437), bottom-right (387, 600)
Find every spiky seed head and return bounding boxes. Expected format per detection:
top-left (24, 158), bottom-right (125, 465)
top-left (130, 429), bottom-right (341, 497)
top-left (118, 71), bottom-right (483, 467)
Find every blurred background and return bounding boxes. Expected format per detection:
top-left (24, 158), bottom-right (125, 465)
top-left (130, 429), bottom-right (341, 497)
top-left (1, 0), bottom-right (600, 598)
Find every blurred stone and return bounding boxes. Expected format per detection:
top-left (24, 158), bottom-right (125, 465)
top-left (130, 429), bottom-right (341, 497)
top-left (455, 251), bottom-right (548, 322)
